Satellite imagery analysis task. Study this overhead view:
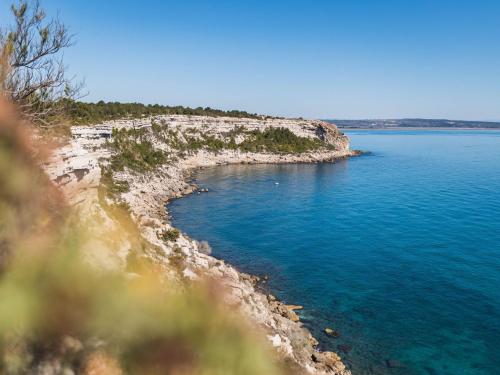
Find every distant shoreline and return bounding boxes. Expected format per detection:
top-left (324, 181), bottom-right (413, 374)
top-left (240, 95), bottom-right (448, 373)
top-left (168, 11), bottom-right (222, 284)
top-left (339, 127), bottom-right (500, 131)
top-left (326, 118), bottom-right (500, 130)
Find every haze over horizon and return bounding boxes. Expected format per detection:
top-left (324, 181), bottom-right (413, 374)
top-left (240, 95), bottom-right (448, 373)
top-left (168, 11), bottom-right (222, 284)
top-left (327, 117), bottom-right (500, 122)
top-left (1, 0), bottom-right (499, 121)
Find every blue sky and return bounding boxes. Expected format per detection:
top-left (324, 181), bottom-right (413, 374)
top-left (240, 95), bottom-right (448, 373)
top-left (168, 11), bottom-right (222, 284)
top-left (1, 0), bottom-right (500, 120)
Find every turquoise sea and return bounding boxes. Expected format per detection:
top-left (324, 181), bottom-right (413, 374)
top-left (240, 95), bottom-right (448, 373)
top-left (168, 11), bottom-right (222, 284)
top-left (169, 130), bottom-right (500, 375)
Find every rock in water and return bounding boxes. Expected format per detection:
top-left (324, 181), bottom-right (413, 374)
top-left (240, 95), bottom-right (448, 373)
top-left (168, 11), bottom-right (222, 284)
top-left (385, 359), bottom-right (405, 368)
top-left (324, 328), bottom-right (340, 338)
top-left (285, 304), bottom-right (303, 311)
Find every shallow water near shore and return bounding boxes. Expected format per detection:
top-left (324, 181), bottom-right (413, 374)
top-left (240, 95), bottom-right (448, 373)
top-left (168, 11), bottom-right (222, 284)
top-left (169, 130), bottom-right (500, 375)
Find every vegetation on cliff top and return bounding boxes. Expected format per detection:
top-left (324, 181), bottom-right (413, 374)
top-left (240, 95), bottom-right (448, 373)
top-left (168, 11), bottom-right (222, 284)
top-left (178, 126), bottom-right (332, 154)
top-left (239, 127), bottom-right (326, 153)
top-left (65, 100), bottom-right (275, 125)
top-left (104, 124), bottom-right (333, 174)
top-left (107, 128), bottom-right (170, 172)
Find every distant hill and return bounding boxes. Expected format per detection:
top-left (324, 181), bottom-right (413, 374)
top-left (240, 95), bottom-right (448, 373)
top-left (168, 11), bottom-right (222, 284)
top-left (325, 118), bottom-right (500, 129)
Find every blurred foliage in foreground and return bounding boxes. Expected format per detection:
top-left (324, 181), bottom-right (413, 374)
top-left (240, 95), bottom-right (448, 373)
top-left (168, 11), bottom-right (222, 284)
top-left (0, 98), bottom-right (286, 374)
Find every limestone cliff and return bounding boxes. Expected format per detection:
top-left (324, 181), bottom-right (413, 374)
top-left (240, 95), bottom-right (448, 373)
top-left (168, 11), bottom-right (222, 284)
top-left (45, 115), bottom-right (355, 374)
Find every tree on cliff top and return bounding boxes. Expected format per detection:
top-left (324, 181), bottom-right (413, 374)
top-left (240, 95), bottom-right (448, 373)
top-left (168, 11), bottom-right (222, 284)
top-left (0, 0), bottom-right (82, 127)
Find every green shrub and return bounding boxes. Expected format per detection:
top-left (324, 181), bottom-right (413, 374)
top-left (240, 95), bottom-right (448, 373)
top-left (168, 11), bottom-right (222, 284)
top-left (100, 167), bottom-right (130, 198)
top-left (240, 127), bottom-right (324, 153)
top-left (176, 127), bottom-right (324, 155)
top-left (161, 228), bottom-right (180, 242)
top-left (108, 128), bottom-right (168, 172)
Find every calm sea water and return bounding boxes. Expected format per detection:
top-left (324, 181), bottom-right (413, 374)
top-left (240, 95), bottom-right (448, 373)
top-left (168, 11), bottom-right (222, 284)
top-left (169, 130), bottom-right (500, 375)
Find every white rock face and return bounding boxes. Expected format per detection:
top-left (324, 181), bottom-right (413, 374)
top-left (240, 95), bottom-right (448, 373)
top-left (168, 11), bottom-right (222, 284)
top-left (45, 115), bottom-right (354, 375)
top-left (182, 268), bottom-right (198, 280)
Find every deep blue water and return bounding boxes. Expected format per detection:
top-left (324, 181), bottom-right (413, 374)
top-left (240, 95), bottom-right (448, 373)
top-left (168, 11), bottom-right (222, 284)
top-left (169, 130), bottom-right (500, 375)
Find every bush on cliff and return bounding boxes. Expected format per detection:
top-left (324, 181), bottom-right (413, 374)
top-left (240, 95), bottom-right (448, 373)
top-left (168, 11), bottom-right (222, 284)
top-left (100, 167), bottom-right (130, 198)
top-left (108, 128), bottom-right (168, 172)
top-left (240, 127), bottom-right (324, 153)
top-left (173, 126), bottom-right (327, 155)
top-left (161, 228), bottom-right (180, 242)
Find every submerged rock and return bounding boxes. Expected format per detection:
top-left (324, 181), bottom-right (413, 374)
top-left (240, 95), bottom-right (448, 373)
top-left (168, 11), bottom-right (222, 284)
top-left (385, 359), bottom-right (405, 369)
top-left (324, 328), bottom-right (340, 338)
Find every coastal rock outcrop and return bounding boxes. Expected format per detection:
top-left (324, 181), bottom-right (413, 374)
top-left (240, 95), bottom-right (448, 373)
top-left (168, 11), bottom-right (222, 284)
top-left (315, 122), bottom-right (349, 150)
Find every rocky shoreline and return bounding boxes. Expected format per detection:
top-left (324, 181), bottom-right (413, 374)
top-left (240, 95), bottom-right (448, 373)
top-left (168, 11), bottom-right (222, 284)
top-left (45, 115), bottom-right (357, 374)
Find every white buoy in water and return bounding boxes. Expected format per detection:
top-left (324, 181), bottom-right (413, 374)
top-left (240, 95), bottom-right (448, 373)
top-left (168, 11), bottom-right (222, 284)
top-left (275, 182), bottom-right (279, 185)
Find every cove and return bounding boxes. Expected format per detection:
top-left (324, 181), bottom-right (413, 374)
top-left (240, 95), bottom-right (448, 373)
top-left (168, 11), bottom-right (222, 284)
top-left (169, 130), bottom-right (500, 375)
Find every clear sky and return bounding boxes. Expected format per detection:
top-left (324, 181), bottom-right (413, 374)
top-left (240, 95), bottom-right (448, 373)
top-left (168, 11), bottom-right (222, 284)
top-left (1, 0), bottom-right (500, 120)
